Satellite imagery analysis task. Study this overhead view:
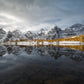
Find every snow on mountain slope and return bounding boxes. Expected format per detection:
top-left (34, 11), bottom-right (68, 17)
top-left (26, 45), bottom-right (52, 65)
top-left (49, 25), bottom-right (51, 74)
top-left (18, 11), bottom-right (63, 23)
top-left (60, 23), bottom-right (84, 38)
top-left (36, 28), bottom-right (47, 40)
top-left (1, 23), bottom-right (84, 42)
top-left (25, 31), bottom-right (33, 40)
top-left (0, 28), bottom-right (6, 42)
top-left (12, 30), bottom-right (27, 40)
top-left (47, 26), bottom-right (62, 39)
top-left (4, 30), bottom-right (27, 41)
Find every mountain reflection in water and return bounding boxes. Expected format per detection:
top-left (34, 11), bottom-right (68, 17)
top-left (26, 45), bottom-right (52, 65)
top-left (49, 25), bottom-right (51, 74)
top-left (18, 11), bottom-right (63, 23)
top-left (0, 45), bottom-right (84, 84)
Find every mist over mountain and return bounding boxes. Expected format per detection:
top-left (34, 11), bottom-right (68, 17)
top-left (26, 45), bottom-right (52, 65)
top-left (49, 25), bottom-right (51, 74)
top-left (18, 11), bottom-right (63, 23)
top-left (0, 23), bottom-right (84, 42)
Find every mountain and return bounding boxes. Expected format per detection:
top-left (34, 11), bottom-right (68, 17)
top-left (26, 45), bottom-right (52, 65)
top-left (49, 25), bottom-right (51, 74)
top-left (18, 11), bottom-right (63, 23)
top-left (36, 28), bottom-right (47, 40)
top-left (47, 26), bottom-right (62, 39)
top-left (70, 23), bottom-right (84, 30)
top-left (5, 30), bottom-right (27, 41)
top-left (12, 30), bottom-right (27, 40)
top-left (1, 23), bottom-right (84, 42)
top-left (60, 23), bottom-right (84, 38)
top-left (25, 31), bottom-right (33, 40)
top-left (0, 28), bottom-right (6, 42)
top-left (69, 23), bottom-right (84, 35)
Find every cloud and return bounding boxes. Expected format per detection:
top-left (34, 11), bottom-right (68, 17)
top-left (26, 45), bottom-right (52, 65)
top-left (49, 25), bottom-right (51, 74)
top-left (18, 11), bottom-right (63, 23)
top-left (0, 0), bottom-right (84, 31)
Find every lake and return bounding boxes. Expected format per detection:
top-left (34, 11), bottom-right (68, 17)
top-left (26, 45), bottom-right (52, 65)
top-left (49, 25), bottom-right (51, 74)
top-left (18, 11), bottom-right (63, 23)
top-left (0, 45), bottom-right (84, 84)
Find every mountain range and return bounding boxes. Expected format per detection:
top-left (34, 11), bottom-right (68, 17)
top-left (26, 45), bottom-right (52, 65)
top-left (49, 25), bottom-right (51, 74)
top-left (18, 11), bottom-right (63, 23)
top-left (0, 23), bottom-right (84, 42)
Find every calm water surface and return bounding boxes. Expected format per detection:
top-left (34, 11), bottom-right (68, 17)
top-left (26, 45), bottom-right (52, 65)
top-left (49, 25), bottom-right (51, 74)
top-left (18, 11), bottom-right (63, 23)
top-left (0, 46), bottom-right (84, 84)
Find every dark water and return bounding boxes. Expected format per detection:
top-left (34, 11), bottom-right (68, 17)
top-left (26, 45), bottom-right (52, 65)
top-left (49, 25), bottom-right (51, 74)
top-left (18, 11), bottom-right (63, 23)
top-left (0, 45), bottom-right (84, 84)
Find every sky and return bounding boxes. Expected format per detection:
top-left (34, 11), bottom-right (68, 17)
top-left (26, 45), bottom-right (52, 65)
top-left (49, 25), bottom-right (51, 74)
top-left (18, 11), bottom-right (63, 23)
top-left (0, 0), bottom-right (84, 32)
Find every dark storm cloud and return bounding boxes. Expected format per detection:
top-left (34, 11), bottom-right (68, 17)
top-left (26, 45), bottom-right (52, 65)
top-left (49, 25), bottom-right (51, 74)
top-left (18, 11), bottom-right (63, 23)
top-left (0, 0), bottom-right (84, 31)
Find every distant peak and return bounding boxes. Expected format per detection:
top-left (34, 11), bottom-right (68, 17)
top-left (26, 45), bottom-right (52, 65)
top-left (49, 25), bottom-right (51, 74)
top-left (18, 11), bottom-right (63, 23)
top-left (70, 23), bottom-right (84, 28)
